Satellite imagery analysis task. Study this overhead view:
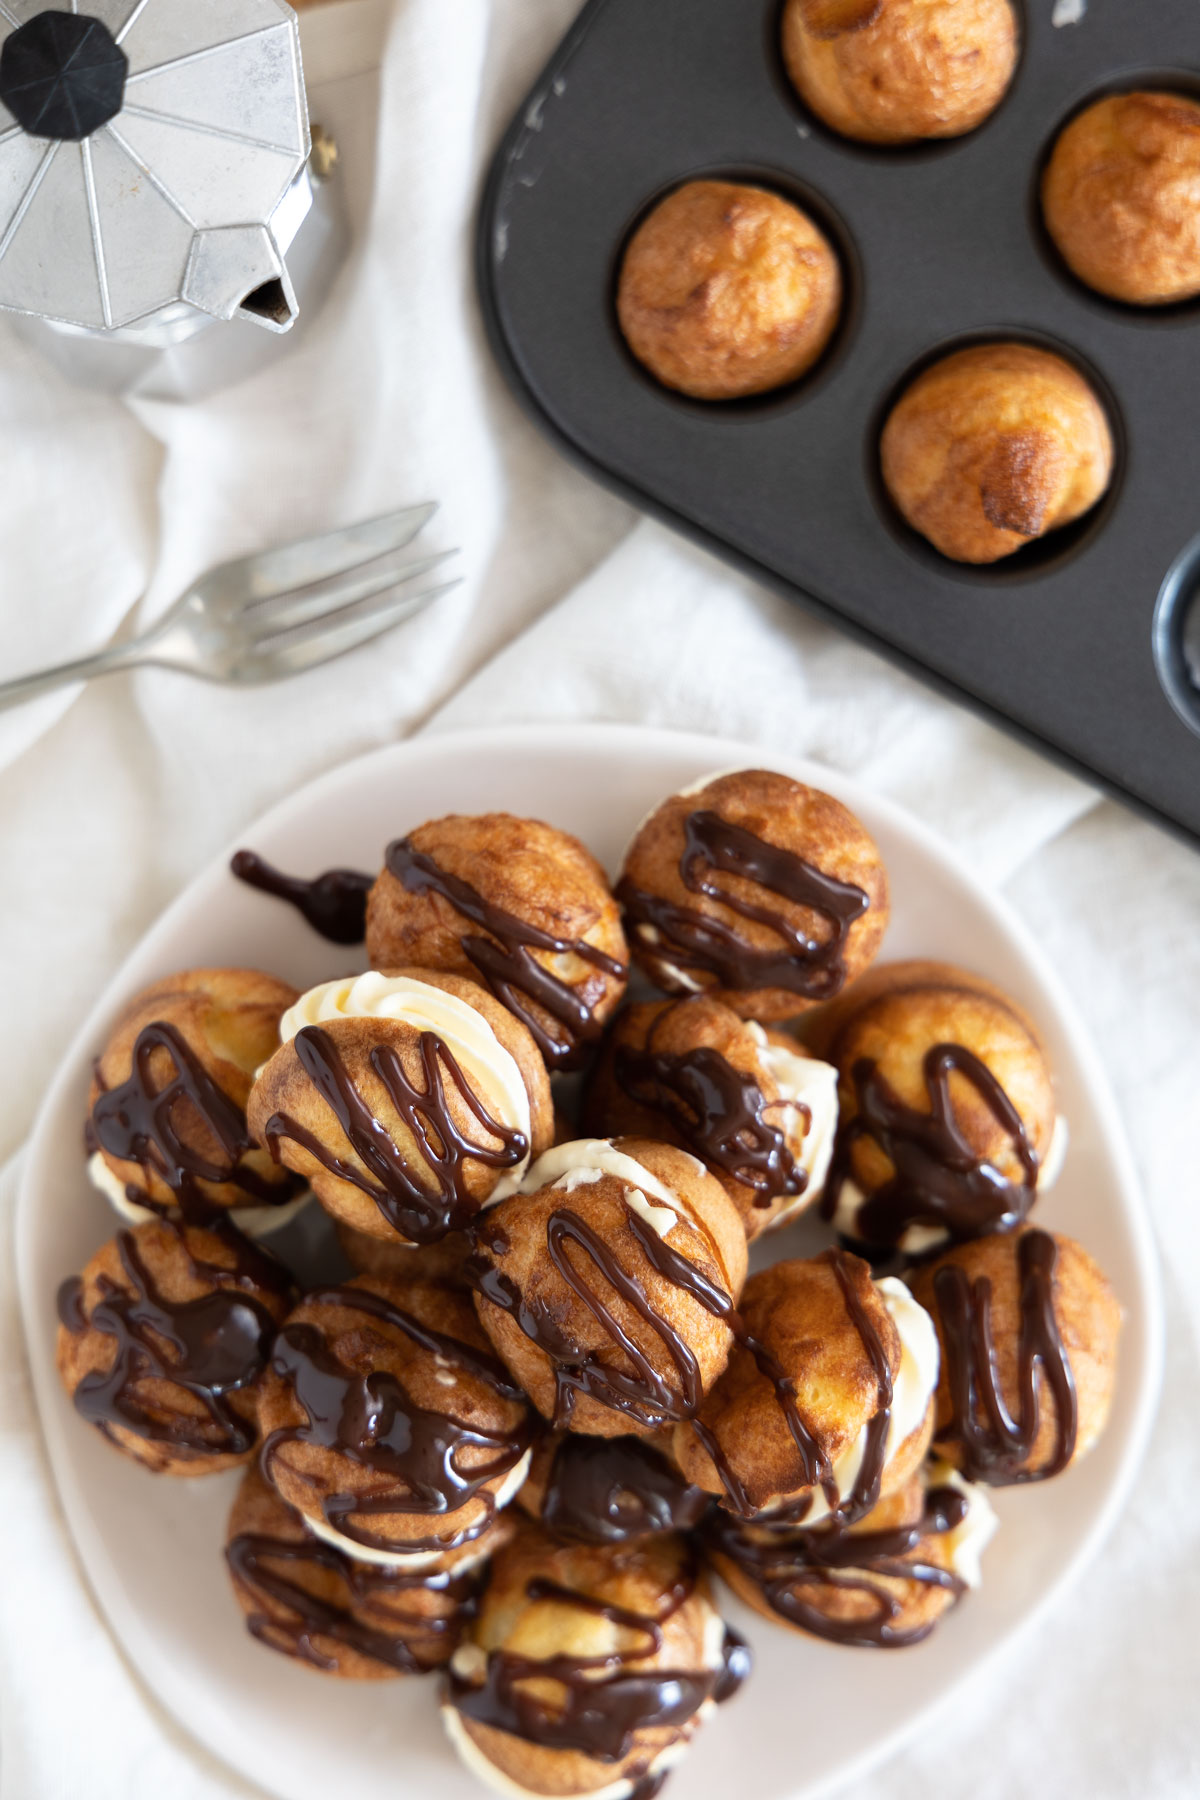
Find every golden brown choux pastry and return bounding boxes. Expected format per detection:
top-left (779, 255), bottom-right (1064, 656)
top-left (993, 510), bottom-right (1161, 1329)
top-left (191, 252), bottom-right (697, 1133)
top-left (55, 1218), bottom-right (295, 1475)
top-left (810, 959), bottom-right (1061, 1253)
top-left (443, 1518), bottom-right (749, 1798)
top-left (517, 1432), bottom-right (708, 1544)
top-left (617, 769), bottom-right (888, 1020)
top-left (226, 1463), bottom-right (511, 1678)
top-left (334, 1218), bottom-right (475, 1288)
top-left (257, 1275), bottom-right (535, 1564)
top-left (366, 814), bottom-right (629, 1071)
top-left (247, 969), bottom-right (553, 1246)
top-left (781, 0), bottom-right (1018, 145)
top-left (1042, 92), bottom-right (1200, 305)
top-left (616, 180), bottom-right (842, 400)
top-left (880, 342), bottom-right (1114, 563)
top-left (705, 1464), bottom-right (996, 1647)
top-left (471, 1137), bottom-right (748, 1438)
top-left (674, 1253), bottom-right (938, 1525)
top-left (583, 996), bottom-right (839, 1240)
top-left (86, 967), bottom-right (301, 1224)
top-left (909, 1227), bottom-right (1121, 1483)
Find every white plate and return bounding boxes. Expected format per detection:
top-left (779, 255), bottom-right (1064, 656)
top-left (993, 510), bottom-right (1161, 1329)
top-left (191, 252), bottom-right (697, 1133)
top-left (17, 723), bottom-right (1163, 1800)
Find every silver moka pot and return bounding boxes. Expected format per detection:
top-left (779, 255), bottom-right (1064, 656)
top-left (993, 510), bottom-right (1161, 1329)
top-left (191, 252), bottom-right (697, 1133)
top-left (0, 0), bottom-right (336, 394)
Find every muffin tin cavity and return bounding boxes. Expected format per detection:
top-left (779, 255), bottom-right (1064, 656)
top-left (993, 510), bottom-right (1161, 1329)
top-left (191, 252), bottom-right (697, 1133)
top-left (1153, 535), bottom-right (1200, 739)
top-left (866, 330), bottom-right (1125, 584)
top-left (479, 0), bottom-right (1200, 848)
top-left (612, 167), bottom-right (860, 413)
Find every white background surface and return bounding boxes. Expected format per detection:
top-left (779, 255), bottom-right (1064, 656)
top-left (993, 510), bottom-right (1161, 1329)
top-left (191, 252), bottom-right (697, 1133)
top-left (0, 3), bottom-right (1198, 1799)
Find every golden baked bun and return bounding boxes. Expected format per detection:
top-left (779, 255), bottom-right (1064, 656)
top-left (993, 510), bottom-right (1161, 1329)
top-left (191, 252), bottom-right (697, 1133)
top-left (616, 179), bottom-right (842, 400)
top-left (257, 1275), bottom-right (535, 1562)
top-left (247, 969), bottom-right (553, 1246)
top-left (1042, 91), bottom-right (1200, 305)
top-left (335, 1218), bottom-right (474, 1288)
top-left (87, 967), bottom-right (301, 1222)
top-left (674, 1252), bottom-right (938, 1523)
top-left (517, 1432), bottom-right (708, 1544)
top-left (810, 959), bottom-right (1060, 1253)
top-left (365, 814), bottom-right (629, 1071)
top-left (471, 1137), bottom-right (748, 1438)
top-left (910, 1227), bottom-right (1121, 1483)
top-left (880, 342), bottom-right (1114, 563)
top-left (226, 1463), bottom-right (511, 1678)
top-left (443, 1518), bottom-right (748, 1798)
top-left (582, 996), bottom-right (839, 1240)
top-left (781, 0), bottom-right (1018, 145)
top-left (617, 769), bottom-right (888, 1019)
top-left (705, 1467), bottom-right (994, 1647)
top-left (55, 1218), bottom-right (295, 1475)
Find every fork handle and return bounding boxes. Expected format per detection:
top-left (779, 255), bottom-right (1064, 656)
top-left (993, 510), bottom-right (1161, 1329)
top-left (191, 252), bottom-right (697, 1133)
top-left (0, 639), bottom-right (148, 714)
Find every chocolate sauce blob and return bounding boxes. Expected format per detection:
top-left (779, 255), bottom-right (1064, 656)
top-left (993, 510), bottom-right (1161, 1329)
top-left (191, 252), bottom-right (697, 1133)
top-left (385, 837), bottom-right (626, 1069)
top-left (614, 1042), bottom-right (804, 1205)
top-left (823, 1042), bottom-right (1040, 1248)
top-left (933, 1228), bottom-right (1078, 1484)
top-left (58, 1223), bottom-right (293, 1455)
top-left (262, 1023), bottom-right (527, 1245)
top-left (230, 849), bottom-right (373, 946)
top-left (539, 1435), bottom-right (709, 1543)
top-left (261, 1283), bottom-right (535, 1555)
top-left (618, 809), bottom-right (869, 1000)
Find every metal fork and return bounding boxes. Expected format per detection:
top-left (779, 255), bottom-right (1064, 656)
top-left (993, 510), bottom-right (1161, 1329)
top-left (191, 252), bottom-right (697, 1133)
top-left (0, 503), bottom-right (458, 713)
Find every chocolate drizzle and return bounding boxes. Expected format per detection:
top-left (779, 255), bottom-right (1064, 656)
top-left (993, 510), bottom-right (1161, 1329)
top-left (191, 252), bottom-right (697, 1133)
top-left (91, 1019), bottom-right (298, 1223)
top-left (385, 838), bottom-right (626, 1069)
top-left (230, 849), bottom-right (373, 945)
top-left (614, 1041), bottom-right (804, 1205)
top-left (263, 1024), bottom-right (527, 1245)
top-left (226, 1528), bottom-right (476, 1673)
top-left (932, 1229), bottom-right (1077, 1484)
top-left (823, 1044), bottom-right (1040, 1248)
top-left (473, 1197), bottom-right (891, 1530)
top-left (706, 1485), bottom-right (967, 1649)
top-left (261, 1284), bottom-right (534, 1554)
top-left (448, 1566), bottom-right (749, 1761)
top-left (617, 810), bottom-right (869, 1000)
top-left (58, 1224), bottom-right (292, 1454)
top-left (540, 1435), bottom-right (709, 1544)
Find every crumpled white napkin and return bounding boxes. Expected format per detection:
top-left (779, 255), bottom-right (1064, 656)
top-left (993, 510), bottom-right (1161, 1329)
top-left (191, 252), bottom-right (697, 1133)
top-left (1, 2), bottom-right (1198, 1798)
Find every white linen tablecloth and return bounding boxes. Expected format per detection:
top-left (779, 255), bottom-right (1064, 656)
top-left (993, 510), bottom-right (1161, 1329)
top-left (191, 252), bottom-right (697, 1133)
top-left (0, 4), bottom-right (1197, 1797)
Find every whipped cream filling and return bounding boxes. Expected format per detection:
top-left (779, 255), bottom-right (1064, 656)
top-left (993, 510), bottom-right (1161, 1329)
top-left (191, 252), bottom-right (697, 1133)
top-left (927, 1460), bottom-right (999, 1589)
top-left (745, 1024), bottom-right (839, 1220)
top-left (832, 1110), bottom-right (1071, 1255)
top-left (781, 1278), bottom-right (939, 1529)
top-left (86, 1150), bottom-right (312, 1240)
top-left (279, 972), bottom-right (534, 1200)
top-left (521, 1139), bottom-right (688, 1241)
top-left (304, 1448), bottom-right (533, 1570)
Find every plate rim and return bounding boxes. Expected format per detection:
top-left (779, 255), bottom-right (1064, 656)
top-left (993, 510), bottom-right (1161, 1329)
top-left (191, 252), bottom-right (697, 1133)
top-left (15, 718), bottom-right (1166, 1800)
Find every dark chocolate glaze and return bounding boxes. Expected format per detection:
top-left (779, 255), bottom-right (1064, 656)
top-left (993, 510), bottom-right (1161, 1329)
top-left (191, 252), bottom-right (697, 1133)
top-left (823, 1043), bottom-right (1040, 1248)
top-left (932, 1228), bottom-right (1078, 1484)
top-left (448, 1566), bottom-right (748, 1762)
top-left (59, 1224), bottom-right (292, 1455)
top-left (540, 1435), bottom-right (709, 1544)
top-left (385, 837), bottom-right (626, 1069)
top-left (91, 1019), bottom-right (300, 1223)
top-left (706, 1485), bottom-right (968, 1649)
top-left (617, 809), bottom-right (869, 1000)
top-left (614, 1038), bottom-right (805, 1205)
top-left (261, 1283), bottom-right (534, 1554)
top-left (263, 1023), bottom-right (527, 1245)
top-left (230, 849), bottom-right (373, 946)
top-left (226, 1526), bottom-right (476, 1674)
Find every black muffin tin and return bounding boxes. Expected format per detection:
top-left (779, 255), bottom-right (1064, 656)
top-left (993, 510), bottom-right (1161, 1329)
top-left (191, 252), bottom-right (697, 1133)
top-left (477, 0), bottom-right (1200, 849)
